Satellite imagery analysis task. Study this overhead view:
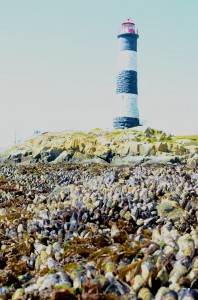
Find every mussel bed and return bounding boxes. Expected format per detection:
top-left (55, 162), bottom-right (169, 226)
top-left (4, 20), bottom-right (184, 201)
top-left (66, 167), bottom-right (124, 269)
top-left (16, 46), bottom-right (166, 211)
top-left (0, 163), bottom-right (198, 300)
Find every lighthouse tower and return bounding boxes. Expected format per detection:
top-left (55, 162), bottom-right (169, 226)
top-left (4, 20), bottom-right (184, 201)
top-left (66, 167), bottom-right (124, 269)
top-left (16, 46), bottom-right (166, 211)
top-left (113, 19), bottom-right (140, 129)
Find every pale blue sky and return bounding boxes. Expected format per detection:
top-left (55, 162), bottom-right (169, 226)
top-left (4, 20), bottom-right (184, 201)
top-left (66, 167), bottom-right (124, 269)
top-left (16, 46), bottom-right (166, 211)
top-left (0, 0), bottom-right (198, 147)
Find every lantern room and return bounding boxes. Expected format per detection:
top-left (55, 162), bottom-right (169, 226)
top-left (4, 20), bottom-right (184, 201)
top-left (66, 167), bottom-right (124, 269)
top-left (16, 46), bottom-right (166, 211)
top-left (120, 19), bottom-right (136, 34)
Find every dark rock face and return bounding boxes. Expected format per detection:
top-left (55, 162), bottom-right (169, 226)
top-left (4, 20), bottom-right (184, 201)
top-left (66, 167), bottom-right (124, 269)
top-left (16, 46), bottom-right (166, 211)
top-left (113, 117), bottom-right (140, 129)
top-left (44, 149), bottom-right (63, 162)
top-left (32, 150), bottom-right (63, 163)
top-left (116, 70), bottom-right (138, 94)
top-left (97, 149), bottom-right (115, 163)
top-left (53, 151), bottom-right (73, 163)
top-left (118, 33), bottom-right (138, 51)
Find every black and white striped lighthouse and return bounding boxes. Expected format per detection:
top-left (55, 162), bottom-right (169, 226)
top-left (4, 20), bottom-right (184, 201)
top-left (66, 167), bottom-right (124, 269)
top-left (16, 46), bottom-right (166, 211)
top-left (113, 19), bottom-right (140, 129)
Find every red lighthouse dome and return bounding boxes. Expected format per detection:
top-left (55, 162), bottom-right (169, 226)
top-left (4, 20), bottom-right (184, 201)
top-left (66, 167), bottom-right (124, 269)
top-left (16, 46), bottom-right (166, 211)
top-left (120, 19), bottom-right (136, 34)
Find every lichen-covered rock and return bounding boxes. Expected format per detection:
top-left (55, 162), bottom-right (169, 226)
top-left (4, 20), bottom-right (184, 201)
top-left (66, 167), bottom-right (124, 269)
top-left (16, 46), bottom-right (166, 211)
top-left (144, 127), bottom-right (155, 136)
top-left (52, 150), bottom-right (73, 163)
top-left (0, 128), bottom-right (197, 165)
top-left (143, 155), bottom-right (181, 165)
top-left (112, 155), bottom-right (145, 165)
top-left (139, 144), bottom-right (156, 156)
top-left (157, 200), bottom-right (185, 221)
top-left (156, 142), bottom-right (168, 153)
top-left (187, 155), bottom-right (198, 168)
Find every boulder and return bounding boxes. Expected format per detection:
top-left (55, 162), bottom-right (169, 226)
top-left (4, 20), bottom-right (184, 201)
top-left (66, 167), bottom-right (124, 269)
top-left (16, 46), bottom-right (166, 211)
top-left (9, 149), bottom-right (30, 158)
top-left (157, 133), bottom-right (167, 141)
top-left (69, 139), bottom-right (80, 151)
top-left (144, 127), bottom-right (155, 136)
top-left (41, 148), bottom-right (63, 163)
top-left (96, 149), bottom-right (114, 162)
top-left (129, 142), bottom-right (141, 155)
top-left (118, 143), bottom-right (131, 157)
top-left (69, 152), bottom-right (93, 163)
top-left (139, 144), bottom-right (156, 156)
top-left (52, 151), bottom-right (73, 163)
top-left (170, 144), bottom-right (188, 155)
top-left (112, 155), bottom-right (145, 165)
top-left (156, 142), bottom-right (168, 152)
top-left (84, 144), bottom-right (96, 155)
top-left (49, 185), bottom-right (71, 202)
top-left (187, 155), bottom-right (198, 168)
top-left (142, 155), bottom-right (181, 165)
top-left (69, 152), bottom-right (108, 165)
top-left (186, 146), bottom-right (198, 155)
top-left (157, 200), bottom-right (184, 222)
top-left (0, 148), bottom-right (33, 163)
top-left (83, 157), bottom-right (109, 165)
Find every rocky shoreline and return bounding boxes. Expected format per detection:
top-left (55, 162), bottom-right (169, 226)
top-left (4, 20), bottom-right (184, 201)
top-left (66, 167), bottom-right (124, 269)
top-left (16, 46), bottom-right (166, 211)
top-left (0, 163), bottom-right (198, 299)
top-left (0, 128), bottom-right (197, 167)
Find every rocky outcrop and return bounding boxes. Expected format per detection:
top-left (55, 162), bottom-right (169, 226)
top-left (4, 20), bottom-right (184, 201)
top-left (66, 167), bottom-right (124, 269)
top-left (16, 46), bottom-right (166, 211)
top-left (157, 199), bottom-right (185, 222)
top-left (0, 128), bottom-right (197, 166)
top-left (187, 154), bottom-right (198, 168)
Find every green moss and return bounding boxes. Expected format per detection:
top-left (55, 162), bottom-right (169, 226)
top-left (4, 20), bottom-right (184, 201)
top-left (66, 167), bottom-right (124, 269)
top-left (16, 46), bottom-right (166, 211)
top-left (63, 241), bottom-right (70, 248)
top-left (75, 132), bottom-right (86, 137)
top-left (48, 269), bottom-right (56, 274)
top-left (149, 137), bottom-right (157, 143)
top-left (131, 129), bottom-right (141, 133)
top-left (88, 136), bottom-right (96, 141)
top-left (176, 135), bottom-right (198, 141)
top-left (163, 139), bottom-right (174, 143)
top-left (54, 285), bottom-right (82, 295)
top-left (93, 128), bottom-right (102, 131)
top-left (110, 130), bottom-right (123, 136)
top-left (54, 284), bottom-right (71, 290)
top-left (159, 241), bottom-right (167, 249)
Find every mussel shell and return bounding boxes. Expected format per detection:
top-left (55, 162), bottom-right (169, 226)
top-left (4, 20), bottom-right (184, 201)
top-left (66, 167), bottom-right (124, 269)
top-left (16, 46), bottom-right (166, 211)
top-left (138, 287), bottom-right (154, 300)
top-left (105, 279), bottom-right (131, 296)
top-left (155, 287), bottom-right (170, 300)
top-left (163, 290), bottom-right (178, 300)
top-left (178, 288), bottom-right (198, 300)
top-left (179, 256), bottom-right (191, 269)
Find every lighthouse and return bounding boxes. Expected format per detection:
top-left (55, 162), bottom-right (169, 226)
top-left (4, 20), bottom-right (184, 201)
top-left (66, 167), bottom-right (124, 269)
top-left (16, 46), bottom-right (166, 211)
top-left (113, 19), bottom-right (140, 129)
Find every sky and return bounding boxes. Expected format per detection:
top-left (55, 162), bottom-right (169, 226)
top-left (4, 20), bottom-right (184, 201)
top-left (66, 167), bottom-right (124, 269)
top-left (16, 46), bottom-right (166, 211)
top-left (0, 0), bottom-right (198, 147)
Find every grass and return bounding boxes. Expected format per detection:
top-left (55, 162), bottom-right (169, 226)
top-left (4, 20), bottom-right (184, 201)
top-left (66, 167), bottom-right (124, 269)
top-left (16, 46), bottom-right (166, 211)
top-left (110, 130), bottom-right (123, 136)
top-left (74, 132), bottom-right (86, 137)
top-left (176, 135), bottom-right (198, 141)
top-left (93, 128), bottom-right (102, 131)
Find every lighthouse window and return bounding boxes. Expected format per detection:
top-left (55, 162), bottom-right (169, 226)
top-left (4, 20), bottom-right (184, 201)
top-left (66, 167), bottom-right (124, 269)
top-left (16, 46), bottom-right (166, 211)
top-left (123, 24), bottom-right (135, 33)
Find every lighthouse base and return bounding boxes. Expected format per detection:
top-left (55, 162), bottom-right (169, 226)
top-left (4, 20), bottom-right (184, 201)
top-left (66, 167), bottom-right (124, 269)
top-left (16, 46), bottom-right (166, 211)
top-left (113, 117), bottom-right (140, 129)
